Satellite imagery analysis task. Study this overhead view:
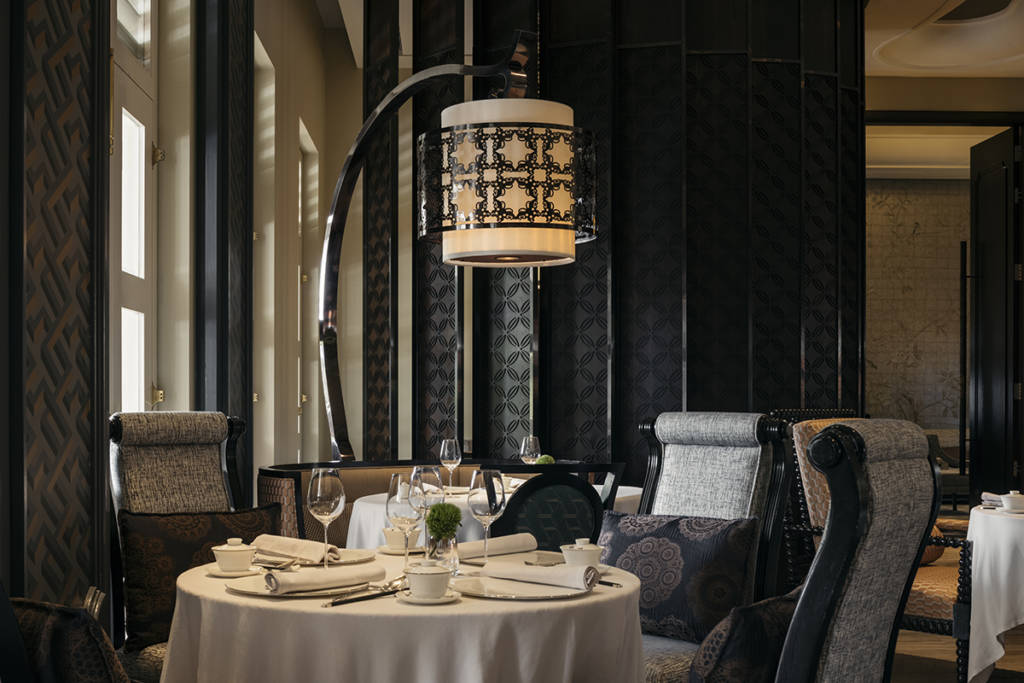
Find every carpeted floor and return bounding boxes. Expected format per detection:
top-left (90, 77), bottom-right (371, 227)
top-left (893, 626), bottom-right (1024, 681)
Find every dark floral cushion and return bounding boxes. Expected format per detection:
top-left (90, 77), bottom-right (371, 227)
top-left (118, 504), bottom-right (281, 651)
top-left (689, 587), bottom-right (801, 683)
top-left (599, 511), bottom-right (758, 642)
top-left (12, 599), bottom-right (131, 683)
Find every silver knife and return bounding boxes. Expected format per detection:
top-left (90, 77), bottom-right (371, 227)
top-left (322, 588), bottom-right (400, 608)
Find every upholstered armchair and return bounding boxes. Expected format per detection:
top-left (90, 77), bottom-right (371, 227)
top-left (634, 412), bottom-right (790, 679)
top-left (108, 411), bottom-right (245, 683)
top-left (777, 419), bottom-right (939, 682)
top-left (787, 417), bottom-right (971, 683)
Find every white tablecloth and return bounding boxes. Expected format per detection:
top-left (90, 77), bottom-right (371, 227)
top-left (968, 506), bottom-right (1024, 682)
top-left (161, 553), bottom-right (643, 683)
top-left (346, 485), bottom-right (644, 550)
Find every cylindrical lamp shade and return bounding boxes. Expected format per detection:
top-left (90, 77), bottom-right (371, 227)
top-left (417, 98), bottom-right (596, 267)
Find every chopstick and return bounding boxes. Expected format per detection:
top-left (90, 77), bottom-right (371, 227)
top-left (322, 588), bottom-right (400, 607)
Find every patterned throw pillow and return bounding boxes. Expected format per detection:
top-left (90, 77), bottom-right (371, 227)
top-left (599, 511), bottom-right (758, 642)
top-left (118, 504), bottom-right (281, 651)
top-left (689, 587), bottom-right (801, 683)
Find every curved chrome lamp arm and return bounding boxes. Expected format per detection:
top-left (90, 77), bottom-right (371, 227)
top-left (318, 31), bottom-right (536, 456)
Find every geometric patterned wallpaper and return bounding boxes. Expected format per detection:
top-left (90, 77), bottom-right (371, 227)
top-left (865, 179), bottom-right (968, 433)
top-left (21, 0), bottom-right (103, 602)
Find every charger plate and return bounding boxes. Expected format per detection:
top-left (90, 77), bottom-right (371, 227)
top-left (451, 576), bottom-right (588, 601)
top-left (225, 575), bottom-right (370, 599)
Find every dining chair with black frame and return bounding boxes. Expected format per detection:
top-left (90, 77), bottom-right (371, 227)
top-left (489, 472), bottom-right (606, 551)
top-left (494, 461), bottom-right (625, 511)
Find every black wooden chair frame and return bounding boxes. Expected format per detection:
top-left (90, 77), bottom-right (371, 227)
top-left (0, 581), bottom-right (31, 682)
top-left (106, 413), bottom-right (245, 649)
top-left (638, 414), bottom-right (790, 601)
top-left (772, 410), bottom-right (973, 683)
top-left (776, 424), bottom-right (941, 682)
top-left (493, 462), bottom-right (625, 510)
top-left (490, 471), bottom-right (605, 549)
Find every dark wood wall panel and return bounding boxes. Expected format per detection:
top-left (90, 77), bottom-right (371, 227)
top-left (471, 0), bottom-right (538, 459)
top-left (22, 0), bottom-right (106, 602)
top-left (750, 61), bottom-right (802, 410)
top-left (839, 86), bottom-right (863, 410)
top-left (801, 74), bottom-right (840, 408)
top-left (412, 0), bottom-right (464, 460)
top-left (613, 45), bottom-right (684, 483)
top-left (685, 54), bottom-right (749, 410)
top-left (363, 0), bottom-right (400, 461)
top-left (541, 0), bottom-right (614, 463)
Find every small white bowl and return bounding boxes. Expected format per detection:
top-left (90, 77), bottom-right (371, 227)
top-left (560, 538), bottom-right (603, 567)
top-left (1002, 490), bottom-right (1024, 511)
top-left (405, 560), bottom-right (451, 599)
top-left (212, 538), bottom-right (255, 572)
top-left (382, 526), bottom-right (419, 550)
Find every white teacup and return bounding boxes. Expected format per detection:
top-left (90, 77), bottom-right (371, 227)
top-left (212, 538), bottom-right (255, 572)
top-left (1002, 490), bottom-right (1024, 511)
top-left (382, 527), bottom-right (408, 549)
top-left (560, 538), bottom-right (603, 567)
top-left (405, 560), bottom-right (450, 599)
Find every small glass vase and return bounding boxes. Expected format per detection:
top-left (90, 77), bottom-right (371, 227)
top-left (427, 534), bottom-right (459, 574)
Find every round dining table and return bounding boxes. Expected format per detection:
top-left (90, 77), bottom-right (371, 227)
top-left (967, 506), bottom-right (1024, 682)
top-left (160, 552), bottom-right (643, 683)
top-left (345, 485), bottom-right (645, 549)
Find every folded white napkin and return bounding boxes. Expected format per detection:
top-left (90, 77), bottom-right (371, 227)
top-left (479, 561), bottom-right (598, 591)
top-left (458, 533), bottom-right (537, 560)
top-left (252, 534), bottom-right (342, 565)
top-left (981, 492), bottom-right (1003, 506)
top-left (264, 564), bottom-right (385, 594)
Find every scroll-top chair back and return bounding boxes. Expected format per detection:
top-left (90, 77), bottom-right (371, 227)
top-left (110, 412), bottom-right (243, 514)
top-left (641, 412), bottom-right (789, 600)
top-left (791, 417), bottom-right (867, 529)
top-left (777, 420), bottom-right (938, 682)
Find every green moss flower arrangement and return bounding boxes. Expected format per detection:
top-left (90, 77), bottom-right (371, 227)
top-left (426, 502), bottom-right (462, 540)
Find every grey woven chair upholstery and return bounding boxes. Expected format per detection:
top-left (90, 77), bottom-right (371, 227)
top-left (110, 412), bottom-right (236, 514)
top-left (777, 420), bottom-right (938, 682)
top-left (638, 412), bottom-right (789, 681)
top-left (108, 411), bottom-right (244, 682)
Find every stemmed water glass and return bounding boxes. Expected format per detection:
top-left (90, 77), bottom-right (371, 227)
top-left (520, 435), bottom-right (541, 464)
top-left (467, 469), bottom-right (506, 563)
top-left (411, 466), bottom-right (446, 515)
top-left (439, 439), bottom-right (462, 488)
top-left (306, 468), bottom-right (346, 570)
top-left (386, 473), bottom-right (424, 569)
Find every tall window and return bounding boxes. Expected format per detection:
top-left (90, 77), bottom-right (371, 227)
top-left (110, 0), bottom-right (158, 413)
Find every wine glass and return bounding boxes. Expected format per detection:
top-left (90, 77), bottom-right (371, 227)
top-left (386, 473), bottom-right (424, 569)
top-left (519, 435), bottom-right (541, 465)
top-left (306, 468), bottom-right (346, 570)
top-left (439, 439), bottom-right (462, 488)
top-left (467, 469), bottom-right (506, 563)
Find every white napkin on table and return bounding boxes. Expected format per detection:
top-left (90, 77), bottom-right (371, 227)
top-left (252, 534), bottom-right (342, 565)
top-left (458, 533), bottom-right (537, 560)
top-left (264, 564), bottom-right (385, 594)
top-left (981, 491), bottom-right (1003, 506)
top-left (479, 561), bottom-right (598, 591)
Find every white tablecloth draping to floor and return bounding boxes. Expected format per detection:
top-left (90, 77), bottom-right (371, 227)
top-left (161, 553), bottom-right (643, 683)
top-left (345, 485), bottom-right (644, 549)
top-left (968, 506), bottom-right (1024, 682)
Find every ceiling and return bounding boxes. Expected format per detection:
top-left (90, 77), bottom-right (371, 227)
top-left (866, 0), bottom-right (1024, 76)
top-left (865, 125), bottom-right (1009, 178)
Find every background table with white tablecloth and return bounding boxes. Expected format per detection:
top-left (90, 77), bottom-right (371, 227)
top-left (161, 553), bottom-right (643, 683)
top-left (345, 485), bottom-right (644, 549)
top-left (968, 506), bottom-right (1024, 682)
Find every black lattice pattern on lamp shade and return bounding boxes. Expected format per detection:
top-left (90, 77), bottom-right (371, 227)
top-left (543, 40), bottom-right (613, 463)
top-left (412, 8), bottom-right (463, 460)
top-left (802, 74), bottom-right (840, 408)
top-left (613, 45), bottom-right (684, 484)
top-left (418, 125), bottom-right (596, 240)
top-left (750, 61), bottom-right (802, 411)
top-left (23, 0), bottom-right (98, 603)
top-left (685, 54), bottom-right (750, 411)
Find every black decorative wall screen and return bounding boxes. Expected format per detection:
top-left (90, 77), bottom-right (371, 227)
top-left (363, 0), bottom-right (400, 462)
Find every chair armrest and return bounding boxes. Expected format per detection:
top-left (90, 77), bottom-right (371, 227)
top-left (638, 419), bottom-right (661, 515)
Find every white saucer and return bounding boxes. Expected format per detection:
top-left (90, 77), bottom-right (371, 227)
top-left (377, 545), bottom-right (425, 556)
top-left (206, 564), bottom-right (261, 578)
top-left (396, 589), bottom-right (460, 605)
